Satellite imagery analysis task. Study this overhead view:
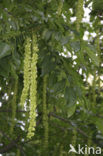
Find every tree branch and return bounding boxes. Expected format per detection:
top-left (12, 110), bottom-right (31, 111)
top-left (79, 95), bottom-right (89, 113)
top-left (49, 112), bottom-right (88, 138)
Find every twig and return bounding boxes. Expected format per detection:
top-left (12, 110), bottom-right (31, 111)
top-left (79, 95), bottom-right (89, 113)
top-left (49, 112), bottom-right (88, 138)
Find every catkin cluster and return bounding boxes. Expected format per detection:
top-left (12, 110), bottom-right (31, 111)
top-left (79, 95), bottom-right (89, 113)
top-left (76, 0), bottom-right (84, 32)
top-left (20, 37), bottom-right (31, 107)
top-left (20, 34), bottom-right (38, 139)
top-left (27, 34), bottom-right (38, 139)
top-left (43, 75), bottom-right (48, 154)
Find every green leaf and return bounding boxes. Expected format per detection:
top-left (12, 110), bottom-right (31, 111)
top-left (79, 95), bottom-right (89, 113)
top-left (60, 36), bottom-right (71, 45)
top-left (42, 29), bottom-right (52, 41)
top-left (93, 0), bottom-right (103, 12)
top-left (70, 41), bottom-right (80, 52)
top-left (67, 104), bottom-right (76, 118)
top-left (0, 57), bottom-right (11, 77)
top-left (0, 42), bottom-right (11, 59)
top-left (41, 55), bottom-right (56, 75)
top-left (64, 87), bottom-right (76, 106)
top-left (12, 50), bottom-right (21, 68)
top-left (95, 118), bottom-right (103, 134)
top-left (52, 80), bottom-right (65, 93)
top-left (84, 43), bottom-right (99, 66)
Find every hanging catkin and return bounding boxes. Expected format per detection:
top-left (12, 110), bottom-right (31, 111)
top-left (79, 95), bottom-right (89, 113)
top-left (92, 71), bottom-right (96, 108)
top-left (20, 37), bottom-right (31, 107)
top-left (27, 34), bottom-right (38, 139)
top-left (95, 27), bottom-right (101, 91)
top-left (10, 77), bottom-right (18, 134)
top-left (96, 30), bottom-right (100, 59)
top-left (43, 75), bottom-right (48, 154)
top-left (84, 135), bottom-right (92, 156)
top-left (69, 129), bottom-right (77, 156)
top-left (92, 27), bottom-right (101, 108)
top-left (17, 149), bottom-right (20, 156)
top-left (57, 0), bottom-right (63, 16)
top-left (59, 145), bottom-right (63, 156)
top-left (76, 0), bottom-right (84, 32)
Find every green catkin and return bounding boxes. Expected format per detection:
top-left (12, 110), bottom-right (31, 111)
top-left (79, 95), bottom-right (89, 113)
top-left (76, 0), bottom-right (84, 32)
top-left (43, 75), bottom-right (48, 155)
top-left (95, 28), bottom-right (101, 91)
top-left (20, 37), bottom-right (31, 107)
top-left (69, 129), bottom-right (77, 156)
top-left (10, 77), bottom-right (18, 134)
top-left (27, 34), bottom-right (38, 139)
top-left (84, 136), bottom-right (92, 156)
top-left (17, 149), bottom-right (20, 156)
top-left (92, 70), bottom-right (96, 108)
top-left (57, 0), bottom-right (63, 16)
top-left (92, 27), bottom-right (100, 108)
top-left (59, 145), bottom-right (63, 156)
top-left (96, 30), bottom-right (100, 59)
top-left (7, 79), bottom-right (12, 117)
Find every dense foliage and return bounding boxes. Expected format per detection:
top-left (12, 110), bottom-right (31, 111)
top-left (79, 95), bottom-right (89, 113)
top-left (0, 0), bottom-right (103, 155)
